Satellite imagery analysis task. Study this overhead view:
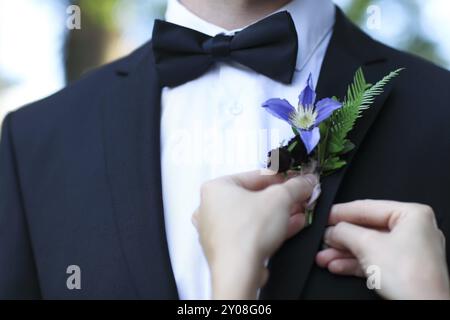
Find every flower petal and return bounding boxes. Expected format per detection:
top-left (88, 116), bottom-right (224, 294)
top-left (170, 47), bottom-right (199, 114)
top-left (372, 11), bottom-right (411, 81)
top-left (298, 73), bottom-right (316, 106)
top-left (314, 98), bottom-right (342, 125)
top-left (300, 127), bottom-right (320, 154)
top-left (262, 98), bottom-right (296, 123)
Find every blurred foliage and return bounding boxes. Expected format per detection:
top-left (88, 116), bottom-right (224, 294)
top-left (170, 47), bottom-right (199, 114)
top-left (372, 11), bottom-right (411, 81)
top-left (345, 0), bottom-right (372, 22)
top-left (64, 0), bottom-right (166, 83)
top-left (75, 0), bottom-right (120, 31)
top-left (344, 0), bottom-right (446, 67)
top-left (65, 0), bottom-right (121, 82)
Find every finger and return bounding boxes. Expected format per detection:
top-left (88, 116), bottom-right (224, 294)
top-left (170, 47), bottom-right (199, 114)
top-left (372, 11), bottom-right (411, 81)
top-left (328, 259), bottom-right (365, 277)
top-left (316, 248), bottom-right (355, 268)
top-left (277, 174), bottom-right (318, 204)
top-left (290, 202), bottom-right (303, 215)
top-left (230, 170), bottom-right (286, 191)
top-left (286, 213), bottom-right (306, 239)
top-left (324, 223), bottom-right (378, 258)
top-left (329, 200), bottom-right (403, 229)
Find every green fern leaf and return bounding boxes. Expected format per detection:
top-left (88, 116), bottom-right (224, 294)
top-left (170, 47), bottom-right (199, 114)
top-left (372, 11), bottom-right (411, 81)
top-left (360, 68), bottom-right (404, 112)
top-left (326, 68), bottom-right (403, 156)
top-left (319, 67), bottom-right (403, 175)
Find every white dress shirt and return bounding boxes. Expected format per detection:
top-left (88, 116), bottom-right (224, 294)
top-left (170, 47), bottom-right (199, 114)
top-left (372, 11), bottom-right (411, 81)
top-left (160, 0), bottom-right (335, 299)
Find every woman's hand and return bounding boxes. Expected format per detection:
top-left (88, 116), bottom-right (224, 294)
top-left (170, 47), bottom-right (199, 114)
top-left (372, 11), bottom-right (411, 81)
top-left (193, 171), bottom-right (318, 299)
top-left (316, 200), bottom-right (450, 300)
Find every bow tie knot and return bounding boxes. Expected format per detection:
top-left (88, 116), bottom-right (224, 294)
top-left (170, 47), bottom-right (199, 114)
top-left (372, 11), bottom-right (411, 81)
top-left (152, 11), bottom-right (298, 87)
top-left (203, 34), bottom-right (233, 61)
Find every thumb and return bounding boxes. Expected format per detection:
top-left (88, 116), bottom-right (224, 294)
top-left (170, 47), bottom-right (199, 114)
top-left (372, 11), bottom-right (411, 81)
top-left (324, 222), bottom-right (378, 259)
top-left (281, 173), bottom-right (318, 204)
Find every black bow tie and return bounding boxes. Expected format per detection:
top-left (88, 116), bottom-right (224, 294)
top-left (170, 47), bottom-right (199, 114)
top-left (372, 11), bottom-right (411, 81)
top-left (152, 11), bottom-right (298, 87)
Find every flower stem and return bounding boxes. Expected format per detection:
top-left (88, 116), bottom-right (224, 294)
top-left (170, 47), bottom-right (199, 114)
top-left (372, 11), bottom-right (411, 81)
top-left (287, 140), bottom-right (298, 152)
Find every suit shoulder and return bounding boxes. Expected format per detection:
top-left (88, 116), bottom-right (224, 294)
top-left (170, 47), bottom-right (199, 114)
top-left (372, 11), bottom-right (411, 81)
top-left (13, 52), bottom-right (128, 121)
top-left (372, 38), bottom-right (450, 85)
top-left (7, 42), bottom-right (151, 145)
top-left (366, 38), bottom-right (450, 128)
top-left (359, 35), bottom-right (450, 116)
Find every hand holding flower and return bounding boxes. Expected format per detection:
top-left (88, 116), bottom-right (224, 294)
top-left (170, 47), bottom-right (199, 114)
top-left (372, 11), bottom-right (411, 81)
top-left (192, 171), bottom-right (318, 299)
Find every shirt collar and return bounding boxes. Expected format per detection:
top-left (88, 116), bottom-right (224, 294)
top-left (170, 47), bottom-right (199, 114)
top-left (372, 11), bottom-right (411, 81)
top-left (165, 0), bottom-right (335, 72)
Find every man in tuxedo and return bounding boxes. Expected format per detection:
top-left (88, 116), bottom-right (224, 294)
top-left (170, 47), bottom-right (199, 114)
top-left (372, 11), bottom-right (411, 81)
top-left (0, 0), bottom-right (449, 299)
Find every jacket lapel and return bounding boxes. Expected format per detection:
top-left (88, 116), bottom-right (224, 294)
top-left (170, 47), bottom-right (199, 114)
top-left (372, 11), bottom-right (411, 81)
top-left (261, 8), bottom-right (397, 299)
top-left (101, 44), bottom-right (178, 299)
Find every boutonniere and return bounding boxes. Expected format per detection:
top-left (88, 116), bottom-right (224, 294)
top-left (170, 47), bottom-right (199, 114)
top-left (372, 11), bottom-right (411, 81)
top-left (262, 67), bottom-right (403, 225)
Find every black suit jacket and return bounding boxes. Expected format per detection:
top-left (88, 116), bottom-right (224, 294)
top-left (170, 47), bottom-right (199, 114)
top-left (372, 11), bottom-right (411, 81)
top-left (1, 9), bottom-right (449, 299)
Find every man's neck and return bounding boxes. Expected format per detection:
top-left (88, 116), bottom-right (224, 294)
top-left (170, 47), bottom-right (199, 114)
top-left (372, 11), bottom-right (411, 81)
top-left (180, 0), bottom-right (293, 30)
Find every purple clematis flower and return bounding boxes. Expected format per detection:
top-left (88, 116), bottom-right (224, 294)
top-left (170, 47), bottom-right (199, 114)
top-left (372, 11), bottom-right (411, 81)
top-left (262, 74), bottom-right (342, 154)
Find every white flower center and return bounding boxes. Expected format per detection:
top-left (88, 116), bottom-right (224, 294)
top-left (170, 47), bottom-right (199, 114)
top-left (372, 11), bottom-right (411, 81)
top-left (290, 105), bottom-right (317, 130)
